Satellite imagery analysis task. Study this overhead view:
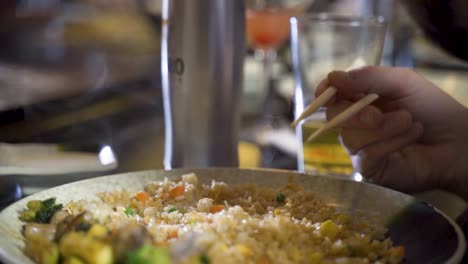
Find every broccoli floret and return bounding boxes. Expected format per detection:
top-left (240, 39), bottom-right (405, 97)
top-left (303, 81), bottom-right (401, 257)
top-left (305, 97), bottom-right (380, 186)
top-left (125, 245), bottom-right (172, 264)
top-left (19, 198), bottom-right (63, 224)
top-left (199, 253), bottom-right (210, 264)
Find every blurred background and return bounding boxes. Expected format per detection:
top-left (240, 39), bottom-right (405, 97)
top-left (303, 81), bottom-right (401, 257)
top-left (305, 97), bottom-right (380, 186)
top-left (0, 0), bottom-right (467, 216)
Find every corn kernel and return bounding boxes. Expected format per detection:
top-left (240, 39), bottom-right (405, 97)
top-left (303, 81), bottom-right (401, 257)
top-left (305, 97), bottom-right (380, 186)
top-left (235, 244), bottom-right (253, 257)
top-left (87, 224), bottom-right (108, 239)
top-left (309, 252), bottom-right (323, 264)
top-left (290, 247), bottom-right (302, 261)
top-left (320, 219), bottom-right (340, 239)
top-left (219, 243), bottom-right (229, 252)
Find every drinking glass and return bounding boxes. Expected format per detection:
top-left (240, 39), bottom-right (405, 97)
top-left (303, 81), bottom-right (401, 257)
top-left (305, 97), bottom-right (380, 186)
top-left (290, 14), bottom-right (386, 176)
top-left (245, 0), bottom-right (312, 115)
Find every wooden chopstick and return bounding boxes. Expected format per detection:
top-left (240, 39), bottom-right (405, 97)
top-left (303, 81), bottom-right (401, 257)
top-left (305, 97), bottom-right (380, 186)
top-left (291, 58), bottom-right (367, 127)
top-left (291, 87), bottom-right (337, 127)
top-left (306, 93), bottom-right (379, 142)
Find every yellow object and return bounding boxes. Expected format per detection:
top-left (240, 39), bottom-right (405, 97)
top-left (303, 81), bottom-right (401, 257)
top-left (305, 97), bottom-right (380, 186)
top-left (87, 224), bottom-right (108, 239)
top-left (59, 232), bottom-right (113, 264)
top-left (24, 236), bottom-right (59, 264)
top-left (320, 219), bottom-right (340, 239)
top-left (235, 244), bottom-right (253, 257)
top-left (238, 141), bottom-right (261, 168)
top-left (301, 121), bottom-right (353, 175)
top-left (309, 252), bottom-right (323, 264)
top-left (63, 257), bottom-right (85, 264)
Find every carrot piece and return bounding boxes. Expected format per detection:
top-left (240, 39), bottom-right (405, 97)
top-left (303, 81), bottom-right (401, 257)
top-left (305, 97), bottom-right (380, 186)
top-left (135, 191), bottom-right (151, 203)
top-left (209, 205), bottom-right (225, 213)
top-left (168, 185), bottom-right (185, 198)
top-left (167, 229), bottom-right (179, 239)
top-left (389, 246), bottom-right (405, 256)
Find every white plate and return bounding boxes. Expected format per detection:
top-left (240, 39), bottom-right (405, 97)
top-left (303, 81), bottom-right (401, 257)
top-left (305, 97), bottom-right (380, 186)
top-left (0, 168), bottom-right (465, 264)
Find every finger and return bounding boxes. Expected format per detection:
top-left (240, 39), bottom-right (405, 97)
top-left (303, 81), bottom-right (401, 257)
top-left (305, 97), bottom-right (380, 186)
top-left (327, 66), bottom-right (417, 100)
top-left (352, 122), bottom-right (424, 178)
top-left (340, 110), bottom-right (414, 155)
top-left (375, 147), bottom-right (432, 192)
top-left (314, 78), bottom-right (329, 97)
top-left (313, 78), bottom-right (337, 107)
top-left (326, 102), bottom-right (384, 129)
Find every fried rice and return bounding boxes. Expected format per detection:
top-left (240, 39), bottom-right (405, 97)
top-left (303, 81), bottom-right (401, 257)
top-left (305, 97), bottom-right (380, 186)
top-left (20, 173), bottom-right (405, 264)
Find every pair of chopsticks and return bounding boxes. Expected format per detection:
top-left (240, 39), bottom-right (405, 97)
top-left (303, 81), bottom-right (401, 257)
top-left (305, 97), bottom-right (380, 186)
top-left (291, 59), bottom-right (379, 142)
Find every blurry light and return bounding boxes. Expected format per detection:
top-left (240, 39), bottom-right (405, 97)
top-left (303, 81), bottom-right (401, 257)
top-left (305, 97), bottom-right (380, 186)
top-left (352, 172), bottom-right (363, 182)
top-left (98, 145), bottom-right (116, 166)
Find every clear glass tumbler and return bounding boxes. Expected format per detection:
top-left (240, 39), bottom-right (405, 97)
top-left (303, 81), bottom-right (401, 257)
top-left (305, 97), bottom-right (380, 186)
top-left (290, 14), bottom-right (386, 176)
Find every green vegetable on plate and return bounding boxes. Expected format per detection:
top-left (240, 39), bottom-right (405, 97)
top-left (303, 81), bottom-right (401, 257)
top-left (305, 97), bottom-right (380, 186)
top-left (19, 198), bottom-right (63, 224)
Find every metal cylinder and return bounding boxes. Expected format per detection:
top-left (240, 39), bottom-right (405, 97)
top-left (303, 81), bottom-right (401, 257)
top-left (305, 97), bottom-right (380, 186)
top-left (161, 0), bottom-right (245, 169)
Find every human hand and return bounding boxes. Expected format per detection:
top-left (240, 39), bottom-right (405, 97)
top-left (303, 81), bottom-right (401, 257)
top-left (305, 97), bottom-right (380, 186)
top-left (316, 66), bottom-right (468, 200)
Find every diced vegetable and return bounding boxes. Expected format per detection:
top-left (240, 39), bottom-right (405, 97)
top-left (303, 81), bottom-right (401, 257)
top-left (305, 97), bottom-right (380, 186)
top-left (20, 198), bottom-right (63, 224)
top-left (19, 210), bottom-right (37, 222)
top-left (168, 207), bottom-right (178, 213)
top-left (112, 223), bottom-right (153, 262)
top-left (24, 235), bottom-right (59, 264)
top-left (209, 205), bottom-right (225, 213)
top-left (309, 252), bottom-right (323, 264)
top-left (167, 229), bottom-right (178, 239)
top-left (135, 191), bottom-right (151, 203)
top-left (386, 245), bottom-right (405, 263)
top-left (320, 219), bottom-right (340, 239)
top-left (88, 224), bottom-right (108, 239)
top-left (125, 207), bottom-right (135, 216)
top-left (125, 245), bottom-right (172, 264)
top-left (27, 200), bottom-right (42, 211)
top-left (273, 209), bottom-right (282, 216)
top-left (168, 185), bottom-right (185, 198)
top-left (235, 244), bottom-right (252, 257)
top-left (199, 253), bottom-right (210, 264)
top-left (276, 193), bottom-right (286, 203)
top-left (62, 257), bottom-right (85, 264)
top-left (59, 232), bottom-right (113, 264)
top-left (41, 198), bottom-right (56, 208)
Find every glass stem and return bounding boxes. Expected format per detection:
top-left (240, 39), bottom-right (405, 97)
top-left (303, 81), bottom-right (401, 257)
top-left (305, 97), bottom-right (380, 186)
top-left (256, 48), bottom-right (277, 119)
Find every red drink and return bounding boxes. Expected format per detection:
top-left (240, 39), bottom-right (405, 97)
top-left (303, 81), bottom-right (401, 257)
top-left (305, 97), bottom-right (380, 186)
top-left (246, 8), bottom-right (293, 50)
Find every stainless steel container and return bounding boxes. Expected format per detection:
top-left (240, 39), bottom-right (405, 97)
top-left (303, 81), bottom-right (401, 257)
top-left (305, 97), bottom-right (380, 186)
top-left (161, 0), bottom-right (245, 169)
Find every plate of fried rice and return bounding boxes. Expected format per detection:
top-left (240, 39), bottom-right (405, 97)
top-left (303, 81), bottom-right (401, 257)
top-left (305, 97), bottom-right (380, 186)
top-left (0, 168), bottom-right (465, 264)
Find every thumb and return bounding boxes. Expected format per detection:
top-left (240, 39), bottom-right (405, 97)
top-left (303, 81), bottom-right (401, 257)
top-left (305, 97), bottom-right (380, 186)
top-left (326, 66), bottom-right (416, 100)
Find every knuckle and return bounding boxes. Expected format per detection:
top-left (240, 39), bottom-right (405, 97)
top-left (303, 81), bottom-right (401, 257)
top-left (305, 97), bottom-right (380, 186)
top-left (397, 110), bottom-right (413, 125)
top-left (395, 111), bottom-right (413, 131)
top-left (384, 110), bottom-right (412, 132)
top-left (348, 65), bottom-right (374, 79)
